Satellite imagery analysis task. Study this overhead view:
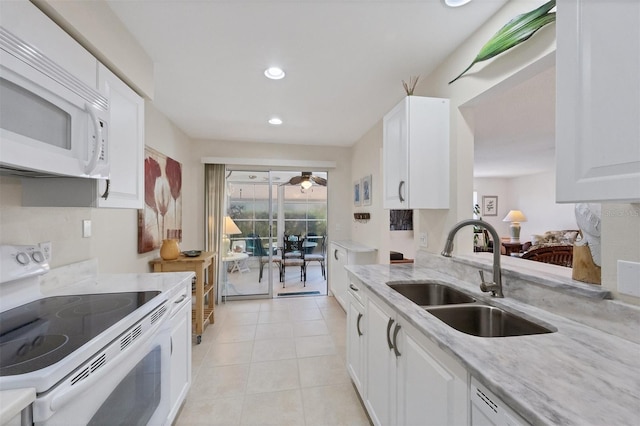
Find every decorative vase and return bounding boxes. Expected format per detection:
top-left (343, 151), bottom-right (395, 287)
top-left (160, 239), bottom-right (180, 260)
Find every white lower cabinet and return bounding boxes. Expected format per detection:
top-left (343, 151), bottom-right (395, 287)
top-left (364, 294), bottom-right (397, 426)
top-left (396, 321), bottom-right (468, 426)
top-left (329, 241), bottom-right (377, 312)
top-left (346, 286), bottom-right (366, 394)
top-left (360, 289), bottom-right (468, 426)
top-left (167, 286), bottom-right (192, 425)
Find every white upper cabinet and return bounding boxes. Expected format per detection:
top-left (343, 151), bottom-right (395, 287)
top-left (556, 0), bottom-right (640, 203)
top-left (0, 0), bottom-right (97, 88)
top-left (96, 63), bottom-right (144, 209)
top-left (14, 1), bottom-right (145, 209)
top-left (383, 96), bottom-right (450, 209)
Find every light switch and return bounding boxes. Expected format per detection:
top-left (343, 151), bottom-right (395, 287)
top-left (83, 220), bottom-right (92, 238)
top-left (618, 260), bottom-right (640, 297)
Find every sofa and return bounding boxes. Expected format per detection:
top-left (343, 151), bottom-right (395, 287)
top-left (520, 230), bottom-right (580, 267)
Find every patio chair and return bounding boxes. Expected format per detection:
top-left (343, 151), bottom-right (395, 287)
top-left (246, 234), bottom-right (282, 282)
top-left (304, 235), bottom-right (326, 279)
top-left (281, 234), bottom-right (305, 287)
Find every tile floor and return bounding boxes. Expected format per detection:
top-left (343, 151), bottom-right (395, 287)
top-left (176, 296), bottom-right (371, 426)
top-left (224, 262), bottom-right (328, 299)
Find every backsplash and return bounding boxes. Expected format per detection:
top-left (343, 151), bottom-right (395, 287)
top-left (0, 177), bottom-right (92, 268)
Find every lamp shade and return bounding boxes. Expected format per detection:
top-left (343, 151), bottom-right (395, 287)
top-left (503, 210), bottom-right (527, 223)
top-left (224, 216), bottom-right (242, 235)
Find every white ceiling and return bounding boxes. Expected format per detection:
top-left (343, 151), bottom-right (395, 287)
top-left (105, 0), bottom-right (555, 179)
top-left (105, 0), bottom-right (509, 148)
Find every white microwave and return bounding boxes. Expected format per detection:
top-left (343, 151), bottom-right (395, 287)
top-left (0, 26), bottom-right (109, 179)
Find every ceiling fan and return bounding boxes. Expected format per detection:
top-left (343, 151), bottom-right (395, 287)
top-left (283, 172), bottom-right (327, 189)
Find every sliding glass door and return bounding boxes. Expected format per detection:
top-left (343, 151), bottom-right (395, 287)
top-left (224, 170), bottom-right (277, 299)
top-left (222, 169), bottom-right (328, 300)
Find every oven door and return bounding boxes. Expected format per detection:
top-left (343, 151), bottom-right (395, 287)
top-left (33, 317), bottom-right (171, 426)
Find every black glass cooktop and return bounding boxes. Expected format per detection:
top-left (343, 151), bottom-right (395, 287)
top-left (0, 291), bottom-right (160, 376)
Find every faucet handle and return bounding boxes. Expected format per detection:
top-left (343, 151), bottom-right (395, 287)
top-left (478, 270), bottom-right (497, 296)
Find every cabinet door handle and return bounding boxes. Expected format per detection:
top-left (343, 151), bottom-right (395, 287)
top-left (398, 181), bottom-right (405, 203)
top-left (349, 284), bottom-right (359, 292)
top-left (334, 249), bottom-right (339, 260)
top-left (100, 178), bottom-right (110, 200)
top-left (392, 323), bottom-right (402, 357)
top-left (357, 313), bottom-right (363, 337)
top-left (84, 104), bottom-right (103, 175)
top-left (174, 294), bottom-right (187, 304)
top-left (386, 318), bottom-right (395, 350)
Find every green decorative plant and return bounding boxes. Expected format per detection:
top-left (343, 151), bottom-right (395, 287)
top-left (449, 0), bottom-right (556, 84)
top-left (402, 76), bottom-right (420, 96)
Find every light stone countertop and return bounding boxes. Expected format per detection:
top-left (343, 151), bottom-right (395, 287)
top-left (330, 240), bottom-right (377, 252)
top-left (0, 388), bottom-right (35, 425)
top-left (345, 262), bottom-right (640, 426)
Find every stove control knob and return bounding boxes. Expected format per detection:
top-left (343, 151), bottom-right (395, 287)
top-left (32, 251), bottom-right (45, 263)
top-left (16, 252), bottom-right (30, 265)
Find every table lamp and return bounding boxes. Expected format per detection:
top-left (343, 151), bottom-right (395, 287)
top-left (503, 210), bottom-right (527, 243)
top-left (223, 216), bottom-right (242, 253)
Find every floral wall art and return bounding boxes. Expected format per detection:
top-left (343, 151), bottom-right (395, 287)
top-left (138, 147), bottom-right (183, 253)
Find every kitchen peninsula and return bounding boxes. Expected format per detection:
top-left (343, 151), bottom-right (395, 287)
top-left (345, 252), bottom-right (640, 425)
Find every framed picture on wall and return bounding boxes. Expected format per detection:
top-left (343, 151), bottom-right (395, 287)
top-left (138, 146), bottom-right (183, 253)
top-left (362, 175), bottom-right (372, 206)
top-left (354, 180), bottom-right (362, 206)
top-left (482, 195), bottom-right (498, 216)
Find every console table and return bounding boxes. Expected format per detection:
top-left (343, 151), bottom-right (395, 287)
top-left (150, 251), bottom-right (216, 344)
top-left (501, 242), bottom-right (524, 256)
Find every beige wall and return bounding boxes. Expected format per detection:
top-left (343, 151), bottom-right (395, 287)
top-left (0, 102), bottom-right (196, 274)
top-left (0, 1), bottom-right (191, 274)
top-left (474, 171), bottom-right (578, 237)
top-left (350, 0), bottom-right (556, 260)
top-left (349, 0), bottom-right (639, 301)
top-left (190, 139), bottom-right (353, 249)
top-left (91, 102), bottom-right (198, 273)
top-left (349, 121), bottom-right (387, 263)
top-left (4, 0), bottom-right (637, 300)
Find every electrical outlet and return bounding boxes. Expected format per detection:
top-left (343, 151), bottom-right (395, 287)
top-left (83, 220), bottom-right (92, 238)
top-left (618, 260), bottom-right (640, 297)
top-left (419, 233), bottom-right (428, 247)
top-left (39, 241), bottom-right (52, 261)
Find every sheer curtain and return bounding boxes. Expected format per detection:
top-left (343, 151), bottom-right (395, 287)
top-left (205, 164), bottom-right (226, 303)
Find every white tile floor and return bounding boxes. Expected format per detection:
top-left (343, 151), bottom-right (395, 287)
top-left (176, 296), bottom-right (371, 426)
top-left (224, 261), bottom-right (328, 299)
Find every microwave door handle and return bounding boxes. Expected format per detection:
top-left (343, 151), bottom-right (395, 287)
top-left (84, 104), bottom-right (103, 175)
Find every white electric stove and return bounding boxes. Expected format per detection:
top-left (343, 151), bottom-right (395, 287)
top-left (0, 244), bottom-right (172, 425)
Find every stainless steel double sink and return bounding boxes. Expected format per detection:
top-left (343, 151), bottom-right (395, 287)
top-left (388, 281), bottom-right (555, 338)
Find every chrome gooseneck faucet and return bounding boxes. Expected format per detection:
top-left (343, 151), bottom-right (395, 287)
top-left (441, 219), bottom-right (504, 298)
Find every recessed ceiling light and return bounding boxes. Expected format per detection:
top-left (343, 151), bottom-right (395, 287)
top-left (268, 117), bottom-right (283, 125)
top-left (444, 0), bottom-right (473, 7)
top-left (264, 67), bottom-right (285, 80)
